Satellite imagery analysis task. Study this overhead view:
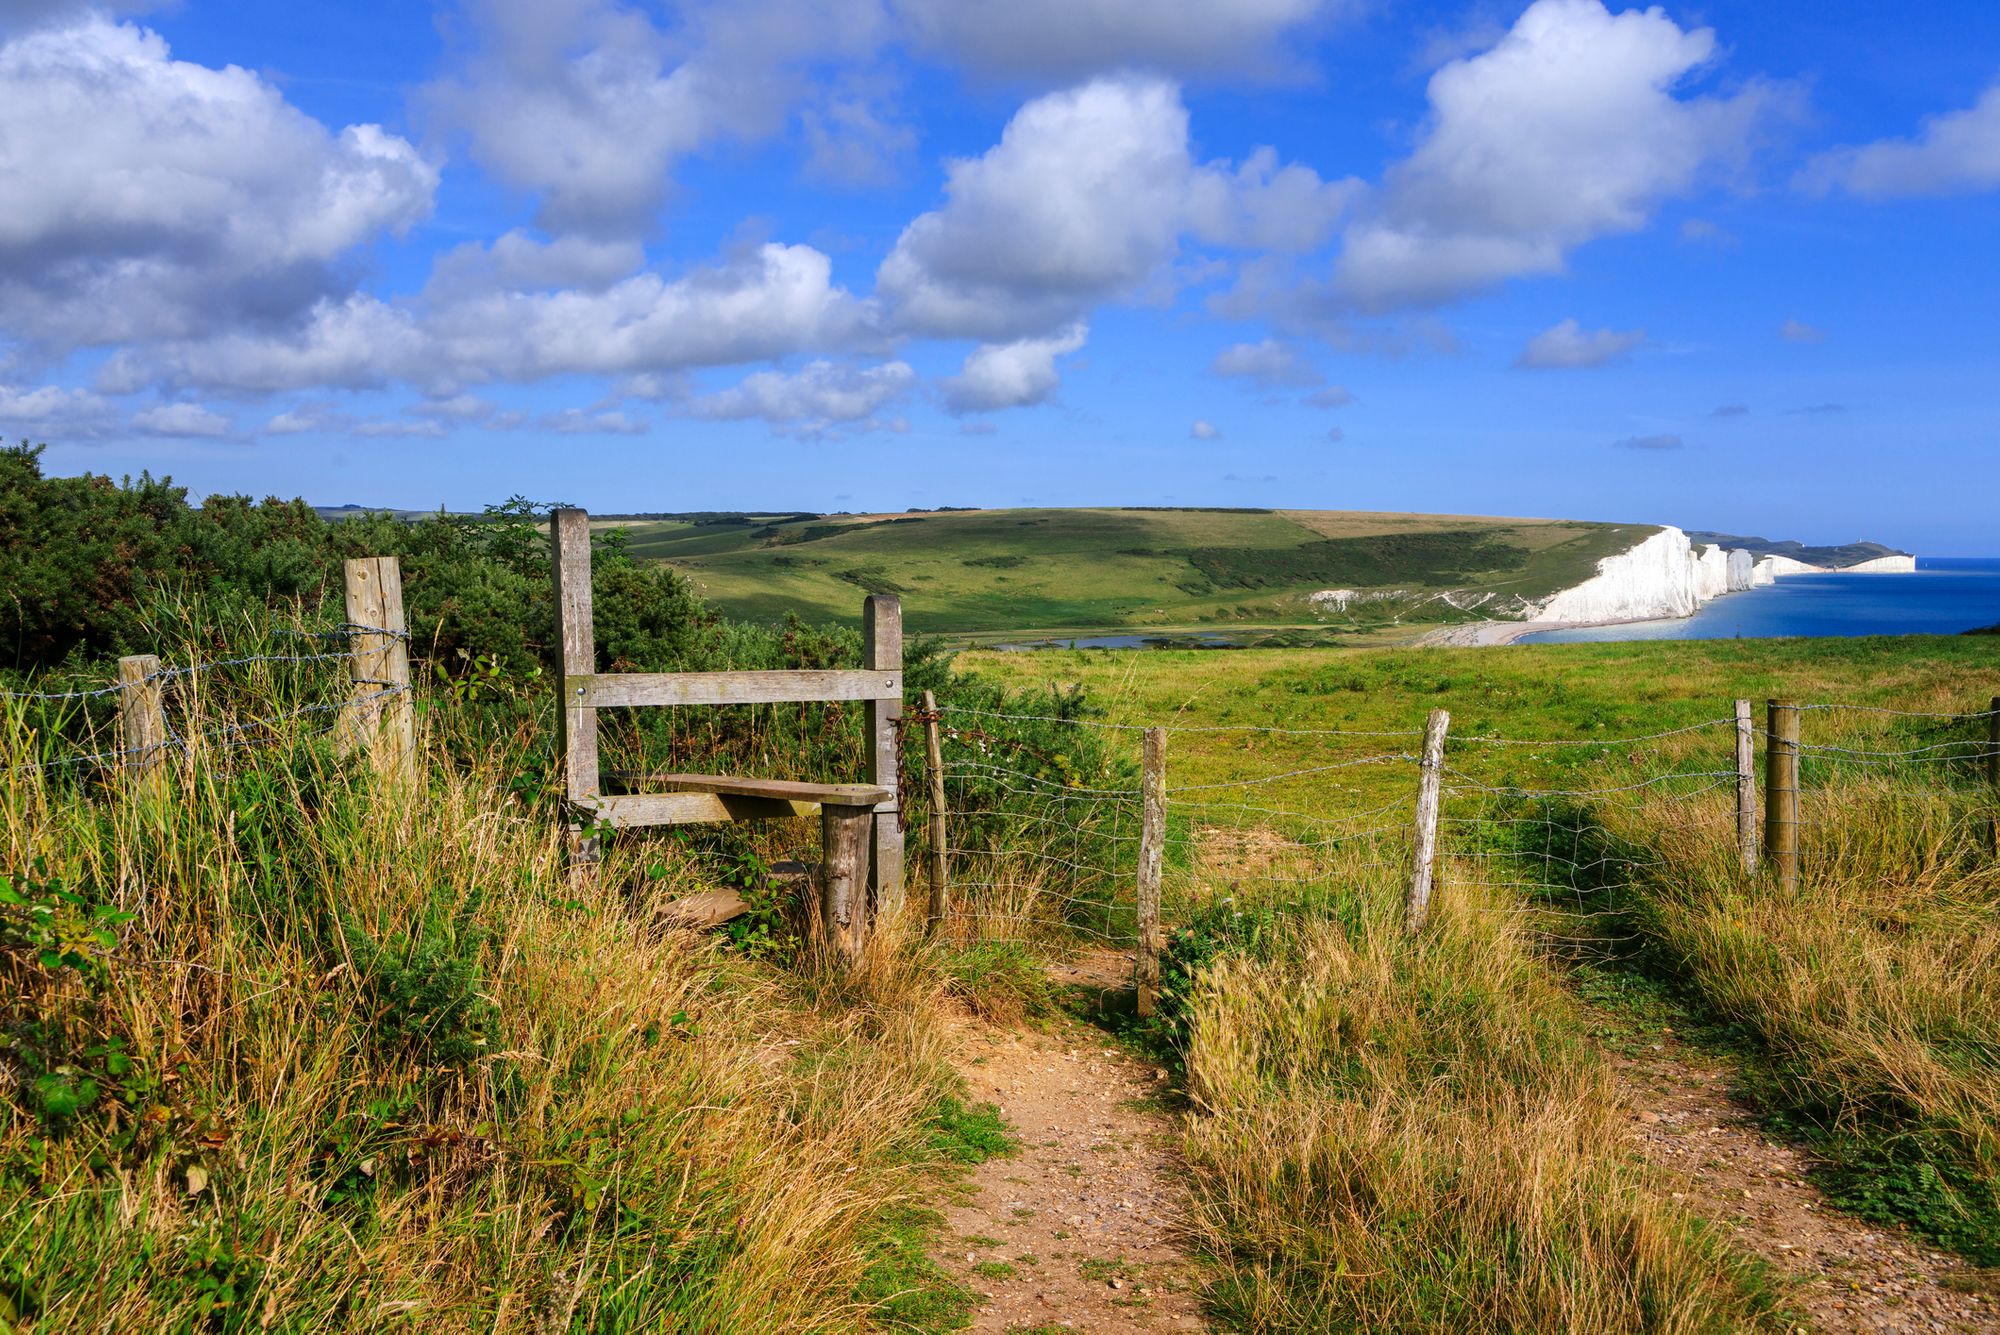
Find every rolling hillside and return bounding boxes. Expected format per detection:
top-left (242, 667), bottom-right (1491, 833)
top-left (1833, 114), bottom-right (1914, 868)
top-left (608, 507), bottom-right (1656, 639)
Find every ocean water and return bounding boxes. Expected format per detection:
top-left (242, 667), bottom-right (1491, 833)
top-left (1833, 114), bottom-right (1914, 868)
top-left (1523, 557), bottom-right (2000, 644)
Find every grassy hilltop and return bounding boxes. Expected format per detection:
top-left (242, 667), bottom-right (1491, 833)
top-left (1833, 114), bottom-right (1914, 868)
top-left (606, 507), bottom-right (1655, 639)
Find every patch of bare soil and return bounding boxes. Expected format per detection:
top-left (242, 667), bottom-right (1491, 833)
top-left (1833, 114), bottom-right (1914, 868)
top-left (1618, 1040), bottom-right (2000, 1334)
top-left (935, 1010), bottom-right (1209, 1333)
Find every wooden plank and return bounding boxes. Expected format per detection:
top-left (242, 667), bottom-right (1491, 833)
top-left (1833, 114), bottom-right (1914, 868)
top-left (1134, 726), bottom-right (1166, 1016)
top-left (921, 690), bottom-right (949, 928)
top-left (372, 556), bottom-right (415, 782)
top-left (612, 771), bottom-right (891, 805)
top-left (819, 800), bottom-right (875, 967)
top-left (1765, 700), bottom-right (1801, 892)
top-left (574, 669), bottom-right (900, 709)
top-left (1734, 698), bottom-right (1758, 875)
top-left (582, 792), bottom-right (824, 828)
top-left (864, 594), bottom-right (905, 916)
top-left (551, 508), bottom-right (600, 804)
top-left (1403, 707), bottom-right (1451, 934)
top-left (117, 654), bottom-right (167, 796)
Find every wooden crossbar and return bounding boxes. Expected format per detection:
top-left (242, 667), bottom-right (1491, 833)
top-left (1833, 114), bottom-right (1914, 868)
top-left (572, 669), bottom-right (900, 709)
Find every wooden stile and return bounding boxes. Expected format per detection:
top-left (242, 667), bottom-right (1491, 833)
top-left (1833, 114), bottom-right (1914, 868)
top-left (546, 507), bottom-right (905, 962)
top-left (342, 556), bottom-right (415, 783)
top-left (1404, 707), bottom-right (1451, 934)
top-left (1765, 700), bottom-right (1801, 892)
top-left (921, 689), bottom-right (950, 928)
top-left (864, 595), bottom-right (905, 917)
top-left (1134, 727), bottom-right (1166, 1017)
top-left (116, 654), bottom-right (167, 797)
top-left (1734, 698), bottom-right (1758, 875)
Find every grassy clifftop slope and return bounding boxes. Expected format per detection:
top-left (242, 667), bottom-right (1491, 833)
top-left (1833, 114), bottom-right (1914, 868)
top-left (612, 507), bottom-right (1655, 637)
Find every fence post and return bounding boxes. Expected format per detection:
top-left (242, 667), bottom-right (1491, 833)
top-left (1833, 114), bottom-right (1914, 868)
top-left (819, 801), bottom-right (875, 968)
top-left (863, 595), bottom-right (905, 918)
top-left (1134, 727), bottom-right (1166, 1017)
top-left (550, 509), bottom-right (602, 878)
top-left (1985, 695), bottom-right (1999, 856)
top-left (1764, 700), bottom-right (1801, 892)
top-left (1734, 699), bottom-right (1758, 875)
top-left (342, 556), bottom-right (415, 783)
top-left (1404, 708), bottom-right (1451, 935)
top-left (117, 654), bottom-right (167, 796)
top-left (921, 690), bottom-right (949, 929)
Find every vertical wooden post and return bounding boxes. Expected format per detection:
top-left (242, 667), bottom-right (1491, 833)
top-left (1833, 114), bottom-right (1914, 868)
top-left (117, 654), bottom-right (167, 796)
top-left (1134, 727), bottom-right (1166, 1017)
top-left (820, 802), bottom-right (874, 967)
top-left (551, 509), bottom-right (602, 876)
top-left (1765, 700), bottom-right (1801, 892)
top-left (1404, 707), bottom-right (1451, 935)
top-left (863, 595), bottom-right (904, 917)
top-left (1984, 696), bottom-right (1999, 856)
top-left (920, 689), bottom-right (949, 928)
top-left (1734, 699), bottom-right (1758, 875)
top-left (342, 557), bottom-right (415, 782)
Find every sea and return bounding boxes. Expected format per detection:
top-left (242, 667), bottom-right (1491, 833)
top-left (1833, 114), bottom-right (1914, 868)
top-left (1521, 557), bottom-right (2000, 644)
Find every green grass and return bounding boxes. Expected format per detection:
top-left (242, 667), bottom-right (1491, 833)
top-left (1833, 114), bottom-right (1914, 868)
top-left (608, 507), bottom-right (1651, 636)
top-left (962, 635), bottom-right (2000, 1283)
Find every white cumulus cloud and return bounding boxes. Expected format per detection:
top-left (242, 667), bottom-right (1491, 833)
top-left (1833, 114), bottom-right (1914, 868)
top-left (892, 0), bottom-right (1345, 82)
top-left (132, 402), bottom-right (231, 437)
top-left (1514, 318), bottom-right (1645, 368)
top-left (1190, 419), bottom-right (1221, 440)
top-left (1210, 338), bottom-right (1323, 388)
top-left (0, 14), bottom-right (434, 351)
top-left (941, 324), bottom-right (1088, 414)
top-left (0, 384), bottom-right (117, 439)
top-left (1802, 80), bottom-right (2000, 198)
top-left (1333, 0), bottom-right (1783, 312)
top-left (425, 0), bottom-right (890, 237)
top-left (689, 359), bottom-right (916, 432)
top-left (879, 74), bottom-right (1350, 342)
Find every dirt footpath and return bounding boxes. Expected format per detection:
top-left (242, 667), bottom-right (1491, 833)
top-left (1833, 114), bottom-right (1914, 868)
top-left (934, 1016), bottom-right (1209, 1333)
top-left (1619, 1041), bottom-right (2000, 1335)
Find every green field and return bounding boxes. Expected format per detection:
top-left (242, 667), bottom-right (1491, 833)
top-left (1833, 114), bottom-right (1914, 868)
top-left (608, 507), bottom-right (1655, 638)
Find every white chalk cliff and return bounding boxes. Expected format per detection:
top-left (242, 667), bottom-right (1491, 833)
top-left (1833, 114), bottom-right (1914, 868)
top-left (1528, 528), bottom-right (1915, 629)
top-left (1537, 528), bottom-right (1704, 624)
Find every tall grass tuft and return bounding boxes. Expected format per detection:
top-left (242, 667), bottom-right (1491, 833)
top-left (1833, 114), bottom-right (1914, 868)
top-left (1629, 775), bottom-right (2000, 1258)
top-left (1175, 868), bottom-right (1787, 1332)
top-left (0, 626), bottom-right (979, 1330)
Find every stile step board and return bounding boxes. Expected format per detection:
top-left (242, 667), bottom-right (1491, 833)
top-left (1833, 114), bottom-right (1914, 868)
top-left (590, 774), bottom-right (894, 827)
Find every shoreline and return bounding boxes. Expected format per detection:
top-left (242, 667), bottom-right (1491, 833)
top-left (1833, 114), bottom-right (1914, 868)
top-left (1416, 616), bottom-right (1688, 647)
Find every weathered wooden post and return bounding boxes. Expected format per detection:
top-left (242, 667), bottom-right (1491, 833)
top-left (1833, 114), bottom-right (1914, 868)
top-left (117, 654), bottom-right (168, 796)
top-left (550, 509), bottom-right (602, 877)
top-left (1404, 707), bottom-right (1451, 935)
top-left (342, 556), bottom-right (415, 783)
top-left (863, 595), bottom-right (905, 917)
top-left (1765, 700), bottom-right (1801, 892)
top-left (1734, 698), bottom-right (1758, 875)
top-left (820, 799), bottom-right (876, 966)
top-left (921, 689), bottom-right (950, 929)
top-left (1985, 695), bottom-right (1999, 856)
top-left (1134, 726), bottom-right (1166, 1017)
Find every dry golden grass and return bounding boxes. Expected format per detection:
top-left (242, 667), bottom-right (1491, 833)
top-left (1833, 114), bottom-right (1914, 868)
top-left (1177, 871), bottom-right (1788, 1332)
top-left (0, 679), bottom-right (977, 1331)
top-left (1627, 776), bottom-right (2000, 1249)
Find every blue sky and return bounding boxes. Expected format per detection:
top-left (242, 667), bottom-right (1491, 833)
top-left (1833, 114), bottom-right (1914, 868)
top-left (3, 0), bottom-right (1996, 552)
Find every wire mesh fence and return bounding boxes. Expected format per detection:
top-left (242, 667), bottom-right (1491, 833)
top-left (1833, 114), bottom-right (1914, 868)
top-left (1, 625), bottom-right (410, 784)
top-left (924, 695), bottom-right (2000, 976)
